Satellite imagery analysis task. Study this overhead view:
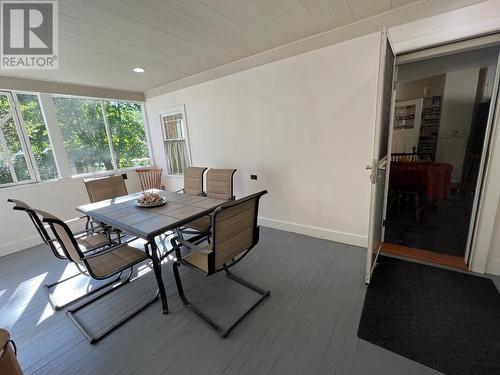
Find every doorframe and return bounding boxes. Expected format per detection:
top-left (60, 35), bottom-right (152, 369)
top-left (386, 33), bottom-right (500, 274)
top-left (365, 28), bottom-right (396, 284)
top-left (464, 51), bottom-right (500, 266)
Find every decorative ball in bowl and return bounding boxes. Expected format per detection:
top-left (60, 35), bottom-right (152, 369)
top-left (135, 191), bottom-right (167, 207)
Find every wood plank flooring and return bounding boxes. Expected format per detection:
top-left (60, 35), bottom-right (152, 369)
top-left (381, 242), bottom-right (468, 271)
top-left (0, 227), bottom-right (469, 375)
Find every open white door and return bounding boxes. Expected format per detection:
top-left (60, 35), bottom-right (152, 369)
top-left (365, 29), bottom-right (396, 284)
top-left (464, 50), bottom-right (500, 265)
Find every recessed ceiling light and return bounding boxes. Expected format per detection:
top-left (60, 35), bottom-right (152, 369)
top-left (133, 67), bottom-right (145, 73)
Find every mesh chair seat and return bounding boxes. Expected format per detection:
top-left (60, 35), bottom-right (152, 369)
top-left (77, 233), bottom-right (110, 251)
top-left (86, 245), bottom-right (147, 279)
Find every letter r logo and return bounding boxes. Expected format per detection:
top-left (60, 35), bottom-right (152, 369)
top-left (2, 2), bottom-right (53, 54)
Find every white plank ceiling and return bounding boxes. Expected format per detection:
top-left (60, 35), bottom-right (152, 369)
top-left (0, 0), bottom-right (436, 92)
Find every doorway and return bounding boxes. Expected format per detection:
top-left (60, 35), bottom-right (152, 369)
top-left (383, 45), bottom-right (500, 269)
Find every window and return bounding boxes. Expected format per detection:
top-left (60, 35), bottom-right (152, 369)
top-left (104, 101), bottom-right (150, 169)
top-left (53, 97), bottom-right (151, 176)
top-left (0, 92), bottom-right (34, 185)
top-left (161, 106), bottom-right (190, 175)
top-left (0, 90), bottom-right (152, 188)
top-left (16, 94), bottom-right (58, 180)
top-left (54, 97), bottom-right (113, 175)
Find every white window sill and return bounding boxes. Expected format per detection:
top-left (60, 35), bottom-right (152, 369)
top-left (0, 166), bottom-right (151, 191)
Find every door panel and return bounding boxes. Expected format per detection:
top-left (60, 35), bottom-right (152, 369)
top-left (366, 29), bottom-right (396, 284)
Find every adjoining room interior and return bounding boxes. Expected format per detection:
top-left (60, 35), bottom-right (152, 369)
top-left (383, 46), bottom-right (500, 268)
top-left (1, 1), bottom-right (500, 375)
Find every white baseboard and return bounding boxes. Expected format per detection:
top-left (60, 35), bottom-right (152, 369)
top-left (0, 235), bottom-right (42, 258)
top-left (485, 258), bottom-right (500, 276)
top-left (0, 219), bottom-right (85, 259)
top-left (1, 216), bottom-right (368, 258)
top-left (258, 217), bottom-right (367, 248)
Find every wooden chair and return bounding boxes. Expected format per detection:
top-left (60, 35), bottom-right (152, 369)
top-left (39, 209), bottom-right (158, 344)
top-left (389, 162), bottom-right (428, 223)
top-left (0, 329), bottom-right (23, 375)
top-left (136, 167), bottom-right (163, 191)
top-left (84, 175), bottom-right (128, 203)
top-left (391, 152), bottom-right (418, 162)
top-left (7, 199), bottom-right (115, 311)
top-left (182, 169), bottom-right (236, 236)
top-left (171, 190), bottom-right (269, 338)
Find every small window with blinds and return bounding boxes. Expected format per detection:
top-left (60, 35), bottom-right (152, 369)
top-left (160, 105), bottom-right (191, 175)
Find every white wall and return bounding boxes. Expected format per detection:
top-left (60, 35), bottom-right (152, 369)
top-left (0, 173), bottom-right (142, 257)
top-left (146, 32), bottom-right (382, 247)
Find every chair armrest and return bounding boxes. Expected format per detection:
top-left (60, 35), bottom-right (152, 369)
top-left (64, 215), bottom-right (88, 224)
top-left (174, 236), bottom-right (212, 255)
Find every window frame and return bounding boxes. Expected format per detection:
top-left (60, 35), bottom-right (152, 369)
top-left (0, 90), bottom-right (39, 187)
top-left (0, 90), bottom-right (154, 189)
top-left (159, 104), bottom-right (192, 177)
top-left (50, 94), bottom-right (153, 178)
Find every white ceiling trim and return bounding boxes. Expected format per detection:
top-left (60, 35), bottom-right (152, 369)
top-left (0, 76), bottom-right (145, 101)
top-left (145, 0), bottom-right (485, 98)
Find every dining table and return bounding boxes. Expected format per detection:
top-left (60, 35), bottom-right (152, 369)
top-left (76, 189), bottom-right (229, 314)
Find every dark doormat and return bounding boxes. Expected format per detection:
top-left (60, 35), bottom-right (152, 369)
top-left (358, 256), bottom-right (500, 375)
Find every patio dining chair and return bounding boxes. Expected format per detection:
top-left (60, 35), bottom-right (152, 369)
top-left (7, 199), bottom-right (114, 311)
top-left (84, 174), bottom-right (129, 239)
top-left (182, 168), bottom-right (236, 238)
top-left (38, 209), bottom-right (158, 344)
top-left (170, 190), bottom-right (269, 338)
top-left (84, 175), bottom-right (128, 203)
top-left (176, 166), bottom-right (207, 196)
top-left (136, 167), bottom-right (163, 191)
top-left (0, 328), bottom-right (23, 375)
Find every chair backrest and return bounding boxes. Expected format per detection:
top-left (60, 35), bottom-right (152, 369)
top-left (136, 168), bottom-right (163, 191)
top-left (206, 169), bottom-right (236, 200)
top-left (391, 152), bottom-right (418, 162)
top-left (37, 209), bottom-right (85, 266)
top-left (210, 190), bottom-right (267, 270)
top-left (389, 161), bottom-right (429, 192)
top-left (7, 199), bottom-right (65, 259)
top-left (183, 167), bottom-right (207, 195)
top-left (84, 175), bottom-right (128, 203)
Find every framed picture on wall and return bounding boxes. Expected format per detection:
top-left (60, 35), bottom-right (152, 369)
top-left (394, 103), bottom-right (417, 129)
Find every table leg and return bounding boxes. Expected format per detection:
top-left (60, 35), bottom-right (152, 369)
top-left (149, 240), bottom-right (169, 314)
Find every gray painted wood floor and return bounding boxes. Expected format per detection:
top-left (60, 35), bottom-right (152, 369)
top-left (0, 227), bottom-right (462, 375)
